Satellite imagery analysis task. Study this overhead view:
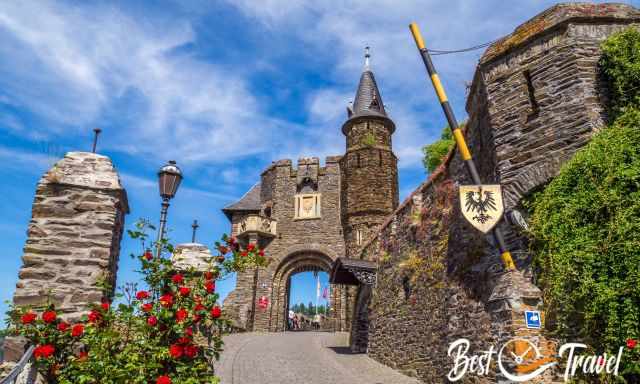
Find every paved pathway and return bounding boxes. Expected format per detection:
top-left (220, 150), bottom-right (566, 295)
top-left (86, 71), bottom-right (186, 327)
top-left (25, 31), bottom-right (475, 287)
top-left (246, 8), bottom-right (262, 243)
top-left (216, 332), bottom-right (420, 384)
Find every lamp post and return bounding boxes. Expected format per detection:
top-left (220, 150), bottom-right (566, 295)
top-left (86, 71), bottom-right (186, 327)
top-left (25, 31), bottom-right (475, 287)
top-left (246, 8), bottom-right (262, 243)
top-left (156, 160), bottom-right (183, 257)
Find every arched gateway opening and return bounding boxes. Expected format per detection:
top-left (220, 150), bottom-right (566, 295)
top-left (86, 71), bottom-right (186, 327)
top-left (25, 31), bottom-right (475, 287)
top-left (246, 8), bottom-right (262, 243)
top-left (268, 251), bottom-right (344, 332)
top-left (286, 270), bottom-right (329, 331)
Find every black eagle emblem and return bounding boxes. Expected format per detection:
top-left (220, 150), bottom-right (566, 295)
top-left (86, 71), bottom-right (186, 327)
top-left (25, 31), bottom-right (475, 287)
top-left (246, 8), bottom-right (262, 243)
top-left (464, 189), bottom-right (497, 224)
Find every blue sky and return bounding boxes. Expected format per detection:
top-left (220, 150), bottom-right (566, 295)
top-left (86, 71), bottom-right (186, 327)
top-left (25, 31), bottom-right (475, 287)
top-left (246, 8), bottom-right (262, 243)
top-left (0, 0), bottom-right (627, 322)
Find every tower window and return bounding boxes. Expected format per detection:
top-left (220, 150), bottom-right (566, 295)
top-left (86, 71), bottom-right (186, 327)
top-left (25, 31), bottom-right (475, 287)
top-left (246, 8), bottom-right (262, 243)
top-left (356, 229), bottom-right (363, 245)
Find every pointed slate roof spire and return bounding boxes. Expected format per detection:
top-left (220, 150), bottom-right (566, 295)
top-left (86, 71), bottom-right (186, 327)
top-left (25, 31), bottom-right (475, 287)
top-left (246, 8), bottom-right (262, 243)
top-left (350, 46), bottom-right (388, 119)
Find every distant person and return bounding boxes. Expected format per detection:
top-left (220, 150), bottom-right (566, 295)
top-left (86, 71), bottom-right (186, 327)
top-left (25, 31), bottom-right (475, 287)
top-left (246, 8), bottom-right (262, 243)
top-left (288, 309), bottom-right (295, 330)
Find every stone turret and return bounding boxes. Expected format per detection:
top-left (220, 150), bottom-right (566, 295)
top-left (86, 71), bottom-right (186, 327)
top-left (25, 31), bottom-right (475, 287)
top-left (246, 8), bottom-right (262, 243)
top-left (340, 49), bottom-right (399, 258)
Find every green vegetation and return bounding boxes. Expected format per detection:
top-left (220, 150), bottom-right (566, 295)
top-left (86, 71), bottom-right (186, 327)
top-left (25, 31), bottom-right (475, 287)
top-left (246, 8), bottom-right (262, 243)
top-left (600, 27), bottom-right (640, 120)
top-left (290, 302), bottom-right (327, 316)
top-left (527, 28), bottom-right (640, 379)
top-left (421, 125), bottom-right (457, 172)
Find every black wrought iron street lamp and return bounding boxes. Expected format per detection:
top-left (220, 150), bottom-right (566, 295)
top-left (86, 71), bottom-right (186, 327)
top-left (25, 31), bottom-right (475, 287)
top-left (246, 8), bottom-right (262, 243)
top-left (155, 160), bottom-right (183, 256)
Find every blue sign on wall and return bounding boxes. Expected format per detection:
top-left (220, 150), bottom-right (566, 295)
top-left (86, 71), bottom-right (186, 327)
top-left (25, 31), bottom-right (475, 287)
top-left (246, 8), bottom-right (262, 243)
top-left (525, 310), bottom-right (541, 329)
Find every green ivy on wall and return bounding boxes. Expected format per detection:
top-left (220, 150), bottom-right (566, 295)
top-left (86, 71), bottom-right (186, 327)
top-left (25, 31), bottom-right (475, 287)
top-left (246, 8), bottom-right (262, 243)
top-left (527, 28), bottom-right (640, 379)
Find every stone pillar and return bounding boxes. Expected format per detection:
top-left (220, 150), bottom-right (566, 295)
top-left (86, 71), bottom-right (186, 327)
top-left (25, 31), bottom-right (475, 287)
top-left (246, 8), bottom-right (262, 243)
top-left (172, 243), bottom-right (214, 272)
top-left (6, 152), bottom-right (128, 361)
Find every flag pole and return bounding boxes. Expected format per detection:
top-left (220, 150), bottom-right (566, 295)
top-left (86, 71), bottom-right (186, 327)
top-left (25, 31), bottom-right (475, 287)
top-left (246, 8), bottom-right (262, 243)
top-left (409, 23), bottom-right (516, 271)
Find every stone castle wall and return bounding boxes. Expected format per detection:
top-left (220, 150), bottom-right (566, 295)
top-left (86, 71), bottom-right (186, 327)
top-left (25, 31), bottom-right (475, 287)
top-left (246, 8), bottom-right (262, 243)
top-left (359, 3), bottom-right (640, 382)
top-left (6, 152), bottom-right (128, 361)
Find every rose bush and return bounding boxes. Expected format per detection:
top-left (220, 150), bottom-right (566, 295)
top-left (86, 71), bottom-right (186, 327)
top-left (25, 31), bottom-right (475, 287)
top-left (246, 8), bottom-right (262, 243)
top-left (7, 220), bottom-right (268, 383)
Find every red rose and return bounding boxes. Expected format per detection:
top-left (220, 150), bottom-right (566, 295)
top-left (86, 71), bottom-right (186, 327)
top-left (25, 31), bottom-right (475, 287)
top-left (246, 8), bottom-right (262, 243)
top-left (57, 322), bottom-right (69, 332)
top-left (247, 243), bottom-right (255, 251)
top-left (241, 251), bottom-right (248, 257)
top-left (71, 324), bottom-right (84, 337)
top-left (205, 280), bottom-right (215, 293)
top-left (175, 308), bottom-right (188, 322)
top-left (21, 312), bottom-right (37, 325)
top-left (169, 344), bottom-right (183, 359)
top-left (144, 250), bottom-right (153, 261)
top-left (156, 375), bottom-right (172, 384)
top-left (42, 310), bottom-right (57, 323)
top-left (77, 351), bottom-right (89, 362)
top-left (141, 303), bottom-right (154, 312)
top-left (101, 302), bottom-right (110, 311)
top-left (211, 306), bottom-right (222, 319)
top-left (171, 274), bottom-right (184, 284)
top-left (136, 291), bottom-right (150, 300)
top-left (179, 287), bottom-right (190, 296)
top-left (177, 337), bottom-right (190, 345)
top-left (194, 303), bottom-right (205, 312)
top-left (627, 339), bottom-right (637, 349)
top-left (184, 327), bottom-right (193, 337)
top-left (88, 310), bottom-right (101, 323)
top-left (259, 249), bottom-right (265, 257)
top-left (34, 344), bottom-right (55, 359)
top-left (217, 245), bottom-right (228, 255)
top-left (160, 294), bottom-right (173, 308)
top-left (184, 344), bottom-right (198, 358)
top-left (147, 316), bottom-right (158, 326)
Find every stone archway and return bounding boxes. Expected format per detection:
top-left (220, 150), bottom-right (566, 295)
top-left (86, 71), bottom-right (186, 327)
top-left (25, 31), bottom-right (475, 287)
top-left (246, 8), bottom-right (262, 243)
top-left (268, 251), bottom-right (344, 332)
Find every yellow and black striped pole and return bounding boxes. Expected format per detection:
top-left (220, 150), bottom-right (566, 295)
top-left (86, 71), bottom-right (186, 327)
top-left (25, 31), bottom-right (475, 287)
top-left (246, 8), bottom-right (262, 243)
top-left (409, 23), bottom-right (516, 271)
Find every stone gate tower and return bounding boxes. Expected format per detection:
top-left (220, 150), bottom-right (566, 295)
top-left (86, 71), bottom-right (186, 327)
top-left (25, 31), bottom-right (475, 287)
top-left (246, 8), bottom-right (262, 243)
top-left (221, 49), bottom-right (398, 331)
top-left (340, 49), bottom-right (399, 257)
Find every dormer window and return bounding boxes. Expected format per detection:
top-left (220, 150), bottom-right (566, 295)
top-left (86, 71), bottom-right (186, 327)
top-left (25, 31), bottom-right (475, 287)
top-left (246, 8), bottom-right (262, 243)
top-left (370, 95), bottom-right (380, 110)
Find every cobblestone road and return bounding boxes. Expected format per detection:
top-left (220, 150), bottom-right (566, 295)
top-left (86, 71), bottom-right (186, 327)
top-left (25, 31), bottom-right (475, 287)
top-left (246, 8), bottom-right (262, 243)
top-left (216, 332), bottom-right (420, 384)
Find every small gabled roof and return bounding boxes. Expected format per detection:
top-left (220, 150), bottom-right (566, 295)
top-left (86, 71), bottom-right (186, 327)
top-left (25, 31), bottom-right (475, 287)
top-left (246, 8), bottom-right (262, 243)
top-left (222, 183), bottom-right (261, 220)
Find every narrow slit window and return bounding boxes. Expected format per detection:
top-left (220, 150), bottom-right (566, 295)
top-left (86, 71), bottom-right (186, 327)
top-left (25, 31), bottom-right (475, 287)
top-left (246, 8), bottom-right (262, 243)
top-left (524, 70), bottom-right (539, 118)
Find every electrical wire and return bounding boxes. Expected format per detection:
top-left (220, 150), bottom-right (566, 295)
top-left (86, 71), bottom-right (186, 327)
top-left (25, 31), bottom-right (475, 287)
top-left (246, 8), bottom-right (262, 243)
top-left (426, 39), bottom-right (500, 55)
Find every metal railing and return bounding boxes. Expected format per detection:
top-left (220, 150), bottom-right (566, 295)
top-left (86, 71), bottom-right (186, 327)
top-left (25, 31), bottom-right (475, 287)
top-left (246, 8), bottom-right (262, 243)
top-left (0, 345), bottom-right (37, 384)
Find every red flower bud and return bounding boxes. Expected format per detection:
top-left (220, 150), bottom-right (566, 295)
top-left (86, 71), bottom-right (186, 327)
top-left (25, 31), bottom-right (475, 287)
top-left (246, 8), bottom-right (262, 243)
top-left (205, 280), bottom-right (215, 293)
top-left (259, 249), bottom-right (265, 257)
top-left (179, 287), bottom-right (190, 296)
top-left (88, 310), bottom-right (101, 323)
top-left (204, 271), bottom-right (213, 280)
top-left (42, 310), bottom-right (57, 324)
top-left (71, 324), bottom-right (84, 337)
top-left (77, 351), bottom-right (88, 362)
top-left (57, 322), bottom-right (69, 332)
top-left (160, 294), bottom-right (173, 308)
top-left (211, 306), bottom-right (222, 319)
top-left (247, 243), bottom-right (255, 251)
top-left (156, 376), bottom-right (172, 384)
top-left (141, 303), bottom-right (154, 312)
top-left (241, 251), bottom-right (248, 257)
top-left (177, 337), bottom-right (190, 345)
top-left (194, 303), bottom-right (205, 312)
top-left (169, 344), bottom-right (183, 359)
top-left (101, 302), bottom-right (110, 311)
top-left (144, 250), bottom-right (153, 261)
top-left (175, 308), bottom-right (188, 323)
top-left (147, 316), bottom-right (158, 326)
top-left (627, 339), bottom-right (637, 349)
top-left (21, 312), bottom-right (37, 325)
top-left (136, 291), bottom-right (150, 300)
top-left (34, 344), bottom-right (55, 359)
top-left (171, 274), bottom-right (184, 284)
top-left (184, 344), bottom-right (198, 359)
top-left (184, 327), bottom-right (193, 337)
